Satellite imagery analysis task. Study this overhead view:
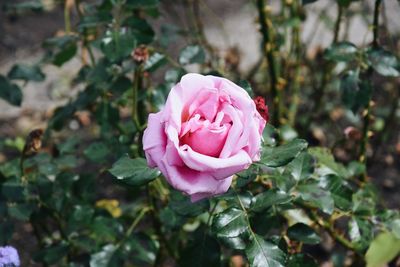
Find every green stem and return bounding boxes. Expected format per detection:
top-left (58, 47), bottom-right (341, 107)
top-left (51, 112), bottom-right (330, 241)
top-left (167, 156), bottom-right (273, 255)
top-left (117, 207), bottom-right (151, 247)
top-left (333, 4), bottom-right (343, 43)
top-left (132, 68), bottom-right (142, 130)
top-left (372, 0), bottom-right (382, 48)
top-left (256, 0), bottom-right (280, 126)
top-left (64, 0), bottom-right (71, 34)
top-left (288, 0), bottom-right (302, 127)
top-left (297, 201), bottom-right (358, 254)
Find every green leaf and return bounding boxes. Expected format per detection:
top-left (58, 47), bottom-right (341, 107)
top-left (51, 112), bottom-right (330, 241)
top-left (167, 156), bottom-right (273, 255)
top-left (245, 234), bottom-right (286, 267)
top-left (44, 35), bottom-right (78, 66)
top-left (144, 53), bottom-right (167, 72)
top-left (179, 45), bottom-right (206, 65)
top-left (90, 244), bottom-right (118, 267)
top-left (287, 254), bottom-right (318, 267)
top-left (109, 155), bottom-right (160, 186)
top-left (251, 189), bottom-right (292, 212)
top-left (126, 0), bottom-right (159, 8)
top-left (0, 221), bottom-right (14, 244)
top-left (8, 64), bottom-right (45, 81)
top-left (169, 191), bottom-right (209, 217)
top-left (101, 30), bottom-right (136, 62)
top-left (34, 242), bottom-right (69, 265)
top-left (308, 147), bottom-right (350, 178)
top-left (179, 232), bottom-right (221, 267)
top-left (121, 233), bottom-right (159, 266)
top-left (0, 75), bottom-right (23, 106)
top-left (319, 175), bottom-right (352, 211)
top-left (1, 180), bottom-right (26, 201)
top-left (302, 0), bottom-right (319, 5)
top-left (286, 152), bottom-right (314, 181)
top-left (212, 207), bottom-right (248, 249)
top-left (297, 183), bottom-right (334, 214)
top-left (365, 232), bottom-right (400, 267)
top-left (123, 17), bottom-right (155, 44)
top-left (325, 42), bottom-right (358, 62)
top-left (261, 139), bottom-right (308, 168)
top-left (287, 223), bottom-right (321, 244)
top-left (237, 80), bottom-right (254, 98)
top-left (367, 48), bottom-right (400, 77)
top-left (8, 203), bottom-right (34, 221)
top-left (348, 217), bottom-right (373, 250)
top-left (84, 142), bottom-right (110, 162)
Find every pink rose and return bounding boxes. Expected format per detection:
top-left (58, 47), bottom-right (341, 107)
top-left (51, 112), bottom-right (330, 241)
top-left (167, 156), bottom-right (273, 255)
top-left (143, 73), bottom-right (267, 201)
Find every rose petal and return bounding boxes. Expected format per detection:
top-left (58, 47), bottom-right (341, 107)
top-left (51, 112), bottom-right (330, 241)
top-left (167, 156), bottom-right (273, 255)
top-left (143, 112), bottom-right (167, 167)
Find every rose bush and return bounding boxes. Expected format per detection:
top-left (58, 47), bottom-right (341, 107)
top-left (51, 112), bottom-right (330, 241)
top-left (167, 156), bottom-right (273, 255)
top-left (143, 73), bottom-right (267, 201)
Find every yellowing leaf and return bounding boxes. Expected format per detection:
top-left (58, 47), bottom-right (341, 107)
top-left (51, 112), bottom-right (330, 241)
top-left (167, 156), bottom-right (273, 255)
top-left (366, 231), bottom-right (400, 267)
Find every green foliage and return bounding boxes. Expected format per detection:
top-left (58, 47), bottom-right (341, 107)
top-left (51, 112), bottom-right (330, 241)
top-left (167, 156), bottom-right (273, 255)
top-left (109, 155), bottom-right (160, 186)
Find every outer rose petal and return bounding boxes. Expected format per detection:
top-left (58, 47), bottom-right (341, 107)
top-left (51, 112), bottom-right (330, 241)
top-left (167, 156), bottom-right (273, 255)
top-left (158, 140), bottom-right (233, 201)
top-left (143, 112), bottom-right (167, 167)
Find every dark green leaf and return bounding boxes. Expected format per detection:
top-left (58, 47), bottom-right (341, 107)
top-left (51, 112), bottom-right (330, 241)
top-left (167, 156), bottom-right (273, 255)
top-left (109, 155), bottom-right (160, 186)
top-left (8, 203), bottom-right (34, 221)
top-left (169, 191), bottom-right (209, 217)
top-left (245, 234), bottom-right (286, 267)
top-left (34, 243), bottom-right (69, 265)
top-left (325, 42), bottom-right (358, 62)
top-left (101, 30), bottom-right (136, 62)
top-left (212, 207), bottom-right (248, 248)
top-left (179, 45), bottom-right (206, 65)
top-left (286, 152), bottom-right (314, 181)
top-left (53, 44), bottom-right (77, 67)
top-left (308, 147), bottom-right (350, 178)
top-left (367, 48), bottom-right (400, 77)
top-left (261, 139), bottom-right (308, 168)
top-left (179, 232), bottom-right (221, 267)
top-left (8, 64), bottom-right (45, 81)
top-left (90, 244), bottom-right (118, 267)
top-left (123, 17), bottom-right (155, 44)
top-left (122, 233), bottom-right (159, 266)
top-left (0, 75), bottom-right (23, 106)
top-left (0, 221), bottom-right (14, 244)
top-left (319, 175), bottom-right (352, 211)
top-left (1, 180), bottom-right (26, 201)
top-left (126, 0), bottom-right (159, 8)
top-left (251, 189), bottom-right (292, 212)
top-left (349, 217), bottom-right (373, 250)
top-left (341, 70), bottom-right (371, 113)
top-left (287, 223), bottom-right (321, 244)
top-left (237, 80), bottom-right (254, 98)
top-left (302, 0), bottom-right (319, 5)
top-left (84, 142), bottom-right (110, 162)
top-left (287, 254), bottom-right (318, 267)
top-left (297, 183), bottom-right (334, 214)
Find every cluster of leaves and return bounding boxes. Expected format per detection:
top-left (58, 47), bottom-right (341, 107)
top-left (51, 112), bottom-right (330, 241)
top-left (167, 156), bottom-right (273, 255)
top-left (0, 0), bottom-right (400, 266)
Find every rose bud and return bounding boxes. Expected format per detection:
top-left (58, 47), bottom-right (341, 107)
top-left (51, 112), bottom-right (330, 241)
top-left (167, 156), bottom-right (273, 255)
top-left (143, 73), bottom-right (266, 201)
top-left (131, 45), bottom-right (149, 64)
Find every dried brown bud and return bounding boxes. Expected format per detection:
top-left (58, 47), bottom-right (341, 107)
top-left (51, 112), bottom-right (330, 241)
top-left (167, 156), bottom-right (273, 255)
top-left (344, 126), bottom-right (362, 141)
top-left (132, 45), bottom-right (149, 64)
top-left (22, 129), bottom-right (44, 156)
top-left (225, 47), bottom-right (240, 70)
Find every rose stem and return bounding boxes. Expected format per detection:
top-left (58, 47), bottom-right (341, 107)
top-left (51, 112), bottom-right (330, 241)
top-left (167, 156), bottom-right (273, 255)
top-left (358, 0), bottom-right (382, 181)
top-left (256, 0), bottom-right (281, 127)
